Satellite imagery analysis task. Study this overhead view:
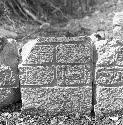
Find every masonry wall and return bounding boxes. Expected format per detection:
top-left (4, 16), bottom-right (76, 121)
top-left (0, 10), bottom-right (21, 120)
top-left (95, 45), bottom-right (123, 116)
top-left (19, 37), bottom-right (93, 114)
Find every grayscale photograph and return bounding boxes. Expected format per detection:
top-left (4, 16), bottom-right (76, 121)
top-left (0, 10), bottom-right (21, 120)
top-left (0, 0), bottom-right (122, 124)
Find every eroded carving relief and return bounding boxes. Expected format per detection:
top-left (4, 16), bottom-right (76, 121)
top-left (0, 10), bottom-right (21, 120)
top-left (20, 37), bottom-right (92, 87)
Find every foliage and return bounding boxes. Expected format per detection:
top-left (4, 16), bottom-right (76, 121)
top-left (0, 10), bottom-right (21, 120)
top-left (1, 0), bottom-right (97, 24)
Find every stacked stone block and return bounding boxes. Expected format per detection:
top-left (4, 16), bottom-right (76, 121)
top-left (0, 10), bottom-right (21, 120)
top-left (19, 37), bottom-right (93, 114)
top-left (95, 45), bottom-right (123, 116)
top-left (0, 39), bottom-right (22, 112)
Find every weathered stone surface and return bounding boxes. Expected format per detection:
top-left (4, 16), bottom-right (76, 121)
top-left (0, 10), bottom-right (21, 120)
top-left (20, 66), bottom-right (54, 86)
top-left (95, 86), bottom-right (123, 115)
top-left (96, 67), bottom-right (123, 87)
top-left (19, 37), bottom-right (92, 114)
top-left (21, 86), bottom-right (92, 114)
top-left (95, 41), bottom-right (123, 68)
top-left (57, 64), bottom-right (92, 86)
top-left (19, 64), bottom-right (91, 86)
top-left (96, 44), bottom-right (116, 67)
top-left (0, 66), bottom-right (19, 87)
top-left (22, 37), bottom-right (92, 65)
top-left (24, 45), bottom-right (54, 64)
top-left (56, 44), bottom-right (91, 64)
top-left (23, 44), bottom-right (91, 65)
top-left (94, 40), bottom-right (123, 117)
top-left (19, 37), bottom-right (93, 87)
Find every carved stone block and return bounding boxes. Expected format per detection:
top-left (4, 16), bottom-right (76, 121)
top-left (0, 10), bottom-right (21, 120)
top-left (21, 86), bottom-right (92, 114)
top-left (95, 86), bottom-right (123, 116)
top-left (0, 66), bottom-right (19, 87)
top-left (96, 67), bottom-right (123, 86)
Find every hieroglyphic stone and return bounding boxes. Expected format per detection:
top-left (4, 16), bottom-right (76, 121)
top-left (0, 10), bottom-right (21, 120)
top-left (20, 37), bottom-right (92, 114)
top-left (20, 37), bottom-right (93, 87)
top-left (96, 67), bottom-right (123, 86)
top-left (20, 66), bottom-right (54, 86)
top-left (23, 38), bottom-right (92, 65)
top-left (20, 64), bottom-right (92, 86)
top-left (21, 86), bottom-right (92, 114)
top-left (94, 45), bottom-right (123, 118)
top-left (96, 46), bottom-right (116, 67)
top-left (0, 65), bottom-right (18, 87)
top-left (57, 64), bottom-right (91, 86)
top-left (56, 44), bottom-right (91, 64)
top-left (25, 45), bottom-right (54, 64)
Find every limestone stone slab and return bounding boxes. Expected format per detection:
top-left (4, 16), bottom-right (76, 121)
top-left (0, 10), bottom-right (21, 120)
top-left (96, 45), bottom-right (116, 67)
top-left (56, 44), bottom-right (91, 64)
top-left (19, 66), bottom-right (55, 86)
top-left (0, 66), bottom-right (19, 87)
top-left (19, 37), bottom-right (93, 86)
top-left (57, 64), bottom-right (92, 86)
top-left (22, 37), bottom-right (92, 65)
top-left (21, 86), bottom-right (92, 114)
top-left (25, 45), bottom-right (54, 64)
top-left (96, 67), bottom-right (123, 87)
top-left (19, 64), bottom-right (92, 87)
top-left (96, 45), bottom-right (123, 67)
top-left (95, 86), bottom-right (123, 115)
top-left (23, 44), bottom-right (91, 65)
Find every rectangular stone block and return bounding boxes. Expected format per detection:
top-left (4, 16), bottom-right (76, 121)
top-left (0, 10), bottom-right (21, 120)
top-left (57, 64), bottom-right (92, 86)
top-left (95, 86), bottom-right (123, 116)
top-left (21, 86), bottom-right (92, 114)
top-left (0, 65), bottom-right (19, 87)
top-left (56, 44), bottom-right (91, 64)
top-left (19, 64), bottom-right (92, 87)
top-left (19, 36), bottom-right (93, 87)
top-left (22, 37), bottom-right (92, 65)
top-left (19, 66), bottom-right (55, 86)
top-left (96, 67), bottom-right (123, 87)
top-left (25, 45), bottom-right (54, 64)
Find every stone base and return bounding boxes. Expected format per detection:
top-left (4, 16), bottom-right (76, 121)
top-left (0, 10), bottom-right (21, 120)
top-left (21, 86), bottom-right (92, 114)
top-left (95, 86), bottom-right (123, 117)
